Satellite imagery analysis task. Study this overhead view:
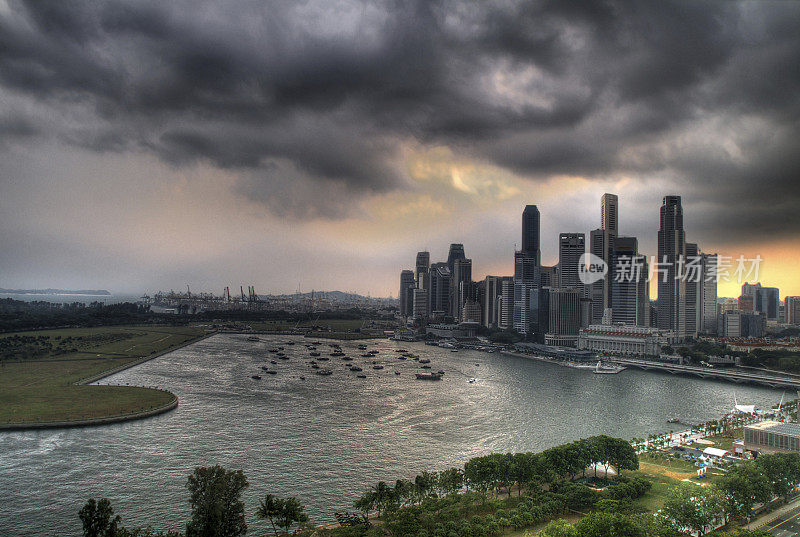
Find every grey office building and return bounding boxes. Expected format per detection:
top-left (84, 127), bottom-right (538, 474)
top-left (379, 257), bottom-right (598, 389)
top-left (657, 195), bottom-right (686, 337)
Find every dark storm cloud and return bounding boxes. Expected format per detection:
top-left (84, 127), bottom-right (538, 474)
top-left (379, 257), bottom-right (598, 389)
top-left (0, 0), bottom-right (799, 236)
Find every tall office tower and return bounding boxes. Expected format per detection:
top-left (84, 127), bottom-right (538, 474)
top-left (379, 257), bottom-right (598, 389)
top-left (522, 205), bottom-right (541, 265)
top-left (636, 255), bottom-right (650, 327)
top-left (451, 258), bottom-right (472, 319)
top-left (415, 251), bottom-right (430, 287)
top-left (786, 296), bottom-right (800, 325)
top-left (462, 301), bottom-right (482, 324)
top-left (429, 263), bottom-right (451, 316)
top-left (601, 193), bottom-right (619, 237)
top-left (513, 250), bottom-right (539, 334)
top-left (701, 253), bottom-right (718, 334)
top-left (741, 282), bottom-right (762, 298)
top-left (483, 276), bottom-right (502, 329)
top-left (399, 270), bottom-right (415, 317)
top-left (756, 287), bottom-right (780, 321)
top-left (610, 236), bottom-right (642, 325)
top-left (412, 288), bottom-right (429, 319)
top-left (539, 265), bottom-right (559, 288)
top-left (498, 277), bottom-right (515, 330)
top-left (447, 243), bottom-right (466, 273)
top-left (558, 233), bottom-right (585, 291)
top-left (589, 228), bottom-right (615, 324)
top-left (530, 287), bottom-right (551, 343)
top-left (684, 242), bottom-right (701, 337)
top-left (546, 288), bottom-right (581, 347)
top-left (657, 195), bottom-right (686, 336)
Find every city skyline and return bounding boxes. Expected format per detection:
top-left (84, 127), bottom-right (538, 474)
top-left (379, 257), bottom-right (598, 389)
top-left (1, 1), bottom-right (799, 298)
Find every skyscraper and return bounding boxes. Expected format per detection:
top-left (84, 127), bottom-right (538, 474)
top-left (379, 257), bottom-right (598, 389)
top-left (447, 243), bottom-right (466, 273)
top-left (657, 195), bottom-right (686, 336)
top-left (483, 276), bottom-right (502, 329)
top-left (399, 270), bottom-right (415, 317)
top-left (412, 287), bottom-right (429, 319)
top-left (415, 251), bottom-right (430, 288)
top-left (522, 205), bottom-right (541, 264)
top-left (589, 228), bottom-right (614, 324)
top-left (610, 236), bottom-right (640, 325)
top-left (558, 233), bottom-right (585, 291)
top-left (429, 263), bottom-right (451, 316)
top-left (451, 258), bottom-right (473, 319)
top-left (701, 253), bottom-right (718, 334)
top-left (786, 296), bottom-right (800, 325)
top-left (601, 193), bottom-right (619, 237)
top-left (513, 250), bottom-right (538, 334)
top-left (684, 242), bottom-right (701, 337)
top-left (546, 288), bottom-right (581, 347)
top-left (498, 277), bottom-right (514, 330)
top-left (756, 287), bottom-right (780, 321)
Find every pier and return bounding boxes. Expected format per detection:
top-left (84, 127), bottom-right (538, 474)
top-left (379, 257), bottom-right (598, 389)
top-left (610, 358), bottom-right (800, 389)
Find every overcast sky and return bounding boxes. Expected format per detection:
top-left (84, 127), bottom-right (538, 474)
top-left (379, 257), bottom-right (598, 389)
top-left (1, 0), bottom-right (799, 298)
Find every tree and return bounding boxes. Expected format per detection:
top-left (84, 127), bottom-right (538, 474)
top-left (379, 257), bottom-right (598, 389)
top-left (275, 498), bottom-right (308, 534)
top-left (186, 465), bottom-right (249, 537)
top-left (662, 484), bottom-right (722, 537)
top-left (538, 519), bottom-right (579, 537)
top-left (438, 468), bottom-right (464, 496)
top-left (79, 498), bottom-right (121, 537)
top-left (257, 494), bottom-right (283, 536)
top-left (574, 512), bottom-right (645, 537)
top-left (715, 464), bottom-right (772, 521)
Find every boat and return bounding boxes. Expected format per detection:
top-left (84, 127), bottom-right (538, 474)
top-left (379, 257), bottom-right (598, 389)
top-left (451, 349), bottom-right (458, 353)
top-left (316, 369), bottom-right (333, 376)
top-left (437, 370), bottom-right (445, 375)
top-left (395, 349), bottom-right (407, 353)
top-left (592, 361), bottom-right (626, 374)
top-left (421, 365), bottom-right (431, 369)
top-left (395, 371), bottom-right (401, 375)
top-left (247, 336), bottom-right (260, 342)
top-left (350, 366), bottom-right (363, 372)
top-left (286, 342), bottom-right (295, 346)
top-left (667, 417), bottom-right (680, 424)
top-left (468, 378), bottom-right (476, 383)
top-left (330, 351), bottom-right (345, 357)
top-left (341, 356), bottom-right (353, 361)
top-left (373, 365), bottom-right (384, 370)
top-left (261, 366), bottom-right (270, 371)
top-left (357, 374), bottom-right (367, 378)
top-left (415, 373), bottom-right (442, 381)
top-left (419, 359), bottom-right (431, 364)
top-left (299, 376), bottom-right (305, 380)
top-left (278, 355), bottom-right (289, 360)
top-left (270, 360), bottom-right (277, 364)
top-left (268, 349), bottom-right (280, 353)
top-left (317, 356), bottom-right (330, 361)
top-left (358, 345), bottom-right (367, 350)
top-left (310, 352), bottom-right (321, 357)
top-left (361, 354), bottom-right (372, 357)
top-left (251, 375), bottom-right (262, 380)
top-left (311, 364), bottom-right (320, 369)
top-left (397, 356), bottom-right (407, 360)
top-left (265, 370), bottom-right (277, 375)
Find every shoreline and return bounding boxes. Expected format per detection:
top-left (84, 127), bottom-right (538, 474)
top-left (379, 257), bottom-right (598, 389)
top-left (0, 330), bottom-right (213, 431)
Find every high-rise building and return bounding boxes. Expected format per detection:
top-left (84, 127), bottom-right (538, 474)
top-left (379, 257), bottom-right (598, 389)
top-left (601, 193), bottom-right (619, 237)
top-left (412, 288), bottom-right (429, 319)
top-left (756, 287), bottom-right (780, 321)
top-left (399, 270), bottom-right (415, 317)
top-left (451, 258), bottom-right (472, 320)
top-left (546, 288), bottom-right (581, 347)
top-left (429, 263), bottom-right (451, 317)
top-left (462, 301), bottom-right (482, 324)
top-left (701, 253), bottom-right (718, 334)
top-left (415, 251), bottom-right (430, 287)
top-left (786, 296), bottom-right (800, 325)
top-left (447, 243), bottom-right (466, 273)
top-left (539, 265), bottom-right (558, 288)
top-left (483, 276), bottom-right (502, 329)
top-left (610, 236), bottom-right (648, 326)
top-left (589, 228), bottom-right (614, 324)
top-left (498, 277), bottom-right (515, 330)
top-left (684, 242), bottom-right (701, 337)
top-left (513, 250), bottom-right (538, 334)
top-left (558, 233), bottom-right (585, 291)
top-left (657, 195), bottom-right (686, 337)
top-left (522, 205), bottom-right (541, 265)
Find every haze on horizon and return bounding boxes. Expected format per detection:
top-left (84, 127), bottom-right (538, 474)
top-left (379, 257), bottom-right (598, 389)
top-left (0, 0), bottom-right (799, 299)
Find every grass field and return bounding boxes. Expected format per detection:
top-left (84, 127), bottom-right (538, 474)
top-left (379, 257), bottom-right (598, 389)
top-left (0, 325), bottom-right (206, 424)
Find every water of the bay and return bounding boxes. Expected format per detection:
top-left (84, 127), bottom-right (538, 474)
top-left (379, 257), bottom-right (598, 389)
top-left (0, 334), bottom-right (784, 536)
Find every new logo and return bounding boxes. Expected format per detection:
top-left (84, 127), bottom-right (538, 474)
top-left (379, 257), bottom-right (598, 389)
top-left (579, 253), bottom-right (608, 285)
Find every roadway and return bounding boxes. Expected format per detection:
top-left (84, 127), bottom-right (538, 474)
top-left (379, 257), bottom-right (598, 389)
top-left (764, 504), bottom-right (800, 536)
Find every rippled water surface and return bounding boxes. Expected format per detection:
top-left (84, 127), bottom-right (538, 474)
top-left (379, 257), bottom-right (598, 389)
top-left (0, 334), bottom-right (783, 536)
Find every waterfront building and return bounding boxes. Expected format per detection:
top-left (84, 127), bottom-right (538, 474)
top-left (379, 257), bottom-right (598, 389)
top-left (577, 324), bottom-right (680, 357)
top-left (610, 236), bottom-right (648, 326)
top-left (657, 195), bottom-right (687, 337)
top-left (399, 270), bottom-right (415, 317)
top-left (589, 228), bottom-right (614, 324)
top-left (498, 277), bottom-right (514, 330)
top-left (718, 310), bottom-right (766, 338)
top-left (447, 243), bottom-right (466, 273)
top-left (558, 233), bottom-right (585, 292)
top-left (483, 276), bottom-right (502, 328)
top-left (415, 251), bottom-right (430, 287)
top-left (462, 300), bottom-right (482, 324)
top-left (701, 253), bottom-right (718, 334)
top-left (451, 257), bottom-right (472, 320)
top-left (787, 296), bottom-right (800, 325)
top-left (522, 204), bottom-right (541, 265)
top-left (513, 250), bottom-right (538, 335)
top-left (412, 287), bottom-right (429, 319)
top-left (546, 287), bottom-right (581, 347)
top-left (429, 263), bottom-right (451, 317)
top-left (744, 421), bottom-right (800, 454)
top-left (601, 193), bottom-right (619, 237)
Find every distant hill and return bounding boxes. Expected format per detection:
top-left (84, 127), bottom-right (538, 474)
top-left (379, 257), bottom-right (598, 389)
top-left (269, 290), bottom-right (395, 301)
top-left (0, 288), bottom-right (112, 296)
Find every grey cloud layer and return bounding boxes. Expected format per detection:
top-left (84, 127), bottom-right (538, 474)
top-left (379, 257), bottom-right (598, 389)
top-left (1, 0), bottom-right (799, 237)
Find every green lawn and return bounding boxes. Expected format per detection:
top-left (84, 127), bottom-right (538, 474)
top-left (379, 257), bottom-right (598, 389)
top-left (0, 325), bottom-right (206, 424)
